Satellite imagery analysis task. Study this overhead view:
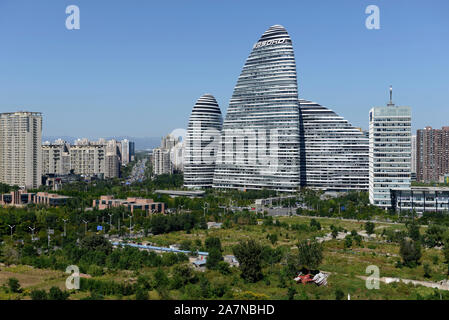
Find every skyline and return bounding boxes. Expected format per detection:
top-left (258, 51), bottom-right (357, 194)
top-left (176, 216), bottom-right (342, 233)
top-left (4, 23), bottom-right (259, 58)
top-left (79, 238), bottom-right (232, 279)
top-left (1, 0), bottom-right (448, 138)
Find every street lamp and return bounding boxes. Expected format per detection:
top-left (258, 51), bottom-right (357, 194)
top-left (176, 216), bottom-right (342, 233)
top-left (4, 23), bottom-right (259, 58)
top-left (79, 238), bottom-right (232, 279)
top-left (128, 214), bottom-right (133, 235)
top-left (108, 214), bottom-right (113, 229)
top-left (62, 219), bottom-right (68, 237)
top-left (202, 202), bottom-right (209, 218)
top-left (29, 226), bottom-right (36, 240)
top-left (82, 220), bottom-right (88, 234)
top-left (7, 224), bottom-right (15, 240)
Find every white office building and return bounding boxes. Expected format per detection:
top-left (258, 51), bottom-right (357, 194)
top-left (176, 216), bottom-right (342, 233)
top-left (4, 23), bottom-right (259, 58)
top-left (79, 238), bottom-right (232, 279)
top-left (369, 87), bottom-right (412, 208)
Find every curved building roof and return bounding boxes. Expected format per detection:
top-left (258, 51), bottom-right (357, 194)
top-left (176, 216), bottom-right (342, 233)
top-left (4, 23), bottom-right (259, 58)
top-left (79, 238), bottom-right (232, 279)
top-left (184, 94), bottom-right (222, 189)
top-left (213, 25), bottom-right (301, 191)
top-left (299, 99), bottom-right (369, 191)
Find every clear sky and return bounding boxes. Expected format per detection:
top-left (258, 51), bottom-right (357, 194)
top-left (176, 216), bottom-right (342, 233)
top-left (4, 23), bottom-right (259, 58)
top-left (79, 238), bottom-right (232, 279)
top-left (0, 0), bottom-right (448, 138)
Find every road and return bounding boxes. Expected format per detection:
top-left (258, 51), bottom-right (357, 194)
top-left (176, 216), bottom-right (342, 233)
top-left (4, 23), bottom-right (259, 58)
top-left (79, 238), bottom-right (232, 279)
top-left (125, 158), bottom-right (147, 184)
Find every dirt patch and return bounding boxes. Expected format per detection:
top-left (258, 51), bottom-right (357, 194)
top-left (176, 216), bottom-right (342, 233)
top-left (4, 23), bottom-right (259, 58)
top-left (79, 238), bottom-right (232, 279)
top-left (0, 265), bottom-right (65, 289)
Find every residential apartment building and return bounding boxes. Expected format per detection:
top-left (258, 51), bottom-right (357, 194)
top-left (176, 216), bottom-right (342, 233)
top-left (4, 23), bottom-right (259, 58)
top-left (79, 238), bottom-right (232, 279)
top-left (42, 138), bottom-right (134, 179)
top-left (42, 140), bottom-right (71, 175)
top-left (0, 111), bottom-right (42, 189)
top-left (152, 134), bottom-right (183, 175)
top-left (369, 87), bottom-right (412, 208)
top-left (152, 147), bottom-right (172, 175)
top-left (120, 139), bottom-right (135, 165)
top-left (416, 126), bottom-right (449, 183)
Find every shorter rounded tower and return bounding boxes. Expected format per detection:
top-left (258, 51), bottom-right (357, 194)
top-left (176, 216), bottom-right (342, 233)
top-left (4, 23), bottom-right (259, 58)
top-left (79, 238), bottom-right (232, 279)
top-left (183, 94), bottom-right (222, 189)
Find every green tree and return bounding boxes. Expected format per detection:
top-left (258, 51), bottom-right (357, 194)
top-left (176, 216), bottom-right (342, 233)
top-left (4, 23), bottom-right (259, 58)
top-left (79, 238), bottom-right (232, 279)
top-left (80, 234), bottom-right (112, 255)
top-left (135, 287), bottom-right (149, 300)
top-left (365, 222), bottom-right (375, 236)
top-left (30, 289), bottom-right (48, 300)
top-left (443, 240), bottom-right (449, 275)
top-left (232, 240), bottom-right (263, 283)
top-left (206, 248), bottom-right (223, 270)
top-left (399, 238), bottom-right (422, 267)
top-left (48, 286), bottom-right (69, 300)
top-left (335, 288), bottom-right (345, 300)
top-left (287, 286), bottom-right (296, 300)
top-left (268, 233), bottom-right (278, 245)
top-left (217, 261), bottom-right (231, 275)
top-left (310, 219), bottom-right (321, 231)
top-left (153, 268), bottom-right (169, 289)
top-left (205, 237), bottom-right (222, 251)
top-left (344, 235), bottom-right (353, 249)
top-left (297, 240), bottom-right (323, 270)
top-left (406, 220), bottom-right (421, 241)
top-left (423, 263), bottom-right (431, 278)
top-left (7, 278), bottom-right (21, 293)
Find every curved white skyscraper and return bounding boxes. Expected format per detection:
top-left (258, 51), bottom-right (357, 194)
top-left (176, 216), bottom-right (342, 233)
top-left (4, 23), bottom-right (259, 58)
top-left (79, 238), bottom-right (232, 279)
top-left (299, 99), bottom-right (369, 191)
top-left (213, 25), bottom-right (301, 191)
top-left (184, 94), bottom-right (222, 188)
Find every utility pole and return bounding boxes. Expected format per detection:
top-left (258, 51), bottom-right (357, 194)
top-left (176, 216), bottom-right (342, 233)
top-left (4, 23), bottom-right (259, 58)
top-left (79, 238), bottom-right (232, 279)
top-left (128, 214), bottom-right (132, 235)
top-left (7, 224), bottom-right (14, 240)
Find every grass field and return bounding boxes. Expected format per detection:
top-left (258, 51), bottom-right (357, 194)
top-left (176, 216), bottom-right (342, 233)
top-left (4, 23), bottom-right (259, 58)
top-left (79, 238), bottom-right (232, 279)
top-left (0, 215), bottom-right (448, 300)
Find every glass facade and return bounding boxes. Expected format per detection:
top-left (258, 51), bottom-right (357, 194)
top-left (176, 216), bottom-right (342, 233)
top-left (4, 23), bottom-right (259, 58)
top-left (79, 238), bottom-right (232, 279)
top-left (369, 104), bottom-right (412, 208)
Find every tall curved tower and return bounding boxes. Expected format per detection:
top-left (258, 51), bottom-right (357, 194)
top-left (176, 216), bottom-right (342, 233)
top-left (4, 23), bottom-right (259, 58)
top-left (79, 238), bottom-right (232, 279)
top-left (213, 25), bottom-right (301, 191)
top-left (183, 94), bottom-right (222, 188)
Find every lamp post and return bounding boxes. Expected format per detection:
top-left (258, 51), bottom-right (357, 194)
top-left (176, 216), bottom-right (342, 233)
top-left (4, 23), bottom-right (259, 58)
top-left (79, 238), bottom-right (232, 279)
top-left (82, 220), bottom-right (88, 234)
top-left (108, 214), bottom-right (113, 229)
top-left (202, 202), bottom-right (209, 218)
top-left (62, 219), bottom-right (68, 237)
top-left (7, 224), bottom-right (15, 240)
top-left (29, 226), bottom-right (35, 241)
top-left (128, 214), bottom-right (133, 235)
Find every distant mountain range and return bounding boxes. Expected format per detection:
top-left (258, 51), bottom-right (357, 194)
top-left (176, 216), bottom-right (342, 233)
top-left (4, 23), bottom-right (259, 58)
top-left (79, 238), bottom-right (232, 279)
top-left (42, 136), bottom-right (162, 151)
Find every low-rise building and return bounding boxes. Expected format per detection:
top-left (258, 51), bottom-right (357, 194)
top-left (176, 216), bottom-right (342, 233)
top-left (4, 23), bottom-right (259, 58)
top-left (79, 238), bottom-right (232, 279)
top-left (224, 255), bottom-right (239, 267)
top-left (93, 195), bottom-right (165, 214)
top-left (390, 186), bottom-right (449, 214)
top-left (0, 190), bottom-right (71, 207)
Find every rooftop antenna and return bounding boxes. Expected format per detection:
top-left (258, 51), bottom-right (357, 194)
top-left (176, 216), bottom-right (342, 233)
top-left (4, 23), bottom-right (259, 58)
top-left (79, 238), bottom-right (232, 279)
top-left (388, 85), bottom-right (394, 106)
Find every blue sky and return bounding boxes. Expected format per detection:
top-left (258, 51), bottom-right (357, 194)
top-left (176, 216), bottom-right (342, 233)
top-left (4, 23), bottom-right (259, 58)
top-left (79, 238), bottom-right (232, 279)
top-left (0, 0), bottom-right (448, 138)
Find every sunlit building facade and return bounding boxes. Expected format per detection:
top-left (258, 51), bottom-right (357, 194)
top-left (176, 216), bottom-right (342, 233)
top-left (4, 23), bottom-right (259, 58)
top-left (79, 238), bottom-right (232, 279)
top-left (184, 94), bottom-right (222, 188)
top-left (213, 25), bottom-right (301, 191)
top-left (369, 88), bottom-right (411, 208)
top-left (299, 99), bottom-right (369, 190)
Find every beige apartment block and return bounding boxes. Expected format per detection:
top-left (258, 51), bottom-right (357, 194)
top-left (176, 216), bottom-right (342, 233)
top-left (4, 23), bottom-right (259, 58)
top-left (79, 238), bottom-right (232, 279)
top-left (0, 111), bottom-right (42, 189)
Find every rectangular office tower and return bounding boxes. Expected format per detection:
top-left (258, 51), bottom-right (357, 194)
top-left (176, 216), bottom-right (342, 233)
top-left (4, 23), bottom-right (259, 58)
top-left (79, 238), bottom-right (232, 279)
top-left (0, 111), bottom-right (43, 189)
top-left (369, 88), bottom-right (411, 208)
